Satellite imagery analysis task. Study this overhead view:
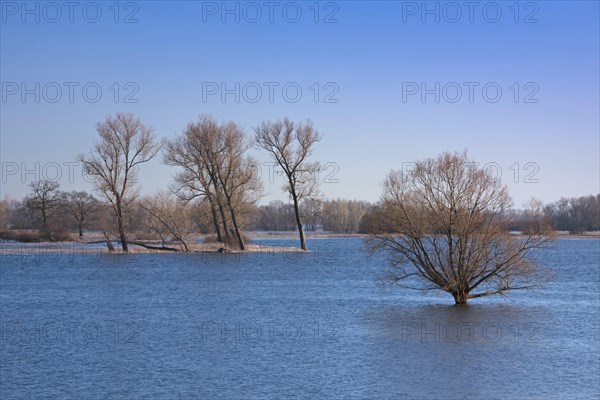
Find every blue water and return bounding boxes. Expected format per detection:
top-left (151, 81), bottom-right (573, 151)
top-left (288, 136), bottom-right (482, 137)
top-left (1, 238), bottom-right (598, 399)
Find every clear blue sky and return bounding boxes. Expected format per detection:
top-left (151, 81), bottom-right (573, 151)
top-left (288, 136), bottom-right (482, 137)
top-left (1, 1), bottom-right (599, 207)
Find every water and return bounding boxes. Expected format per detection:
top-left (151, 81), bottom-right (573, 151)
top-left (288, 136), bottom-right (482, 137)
top-left (1, 238), bottom-right (598, 399)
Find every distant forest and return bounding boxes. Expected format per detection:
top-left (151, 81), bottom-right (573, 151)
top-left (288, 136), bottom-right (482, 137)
top-left (1, 191), bottom-right (598, 242)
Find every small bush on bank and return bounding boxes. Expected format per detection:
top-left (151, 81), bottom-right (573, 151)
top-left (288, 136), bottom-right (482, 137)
top-left (0, 230), bottom-right (46, 242)
top-left (0, 229), bottom-right (72, 243)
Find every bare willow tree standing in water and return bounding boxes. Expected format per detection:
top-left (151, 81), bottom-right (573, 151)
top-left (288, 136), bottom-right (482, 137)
top-left (78, 113), bottom-right (159, 252)
top-left (369, 151), bottom-right (553, 304)
top-left (255, 118), bottom-right (322, 250)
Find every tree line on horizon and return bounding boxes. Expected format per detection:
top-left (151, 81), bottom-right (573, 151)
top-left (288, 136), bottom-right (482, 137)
top-left (3, 180), bottom-right (597, 241)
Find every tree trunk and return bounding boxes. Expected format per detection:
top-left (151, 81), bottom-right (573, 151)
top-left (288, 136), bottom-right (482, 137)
top-left (103, 231), bottom-right (115, 252)
top-left (291, 191), bottom-right (307, 250)
top-left (78, 224), bottom-right (83, 237)
top-left (208, 199), bottom-right (223, 243)
top-left (116, 200), bottom-right (128, 252)
top-left (128, 241), bottom-right (179, 251)
top-left (217, 202), bottom-right (230, 241)
top-left (41, 207), bottom-right (51, 240)
top-left (41, 208), bottom-right (48, 231)
top-left (118, 220), bottom-right (128, 252)
top-left (452, 290), bottom-right (469, 305)
top-left (226, 202), bottom-right (245, 251)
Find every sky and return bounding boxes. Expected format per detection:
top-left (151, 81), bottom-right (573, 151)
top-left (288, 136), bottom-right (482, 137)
top-left (1, 0), bottom-right (599, 207)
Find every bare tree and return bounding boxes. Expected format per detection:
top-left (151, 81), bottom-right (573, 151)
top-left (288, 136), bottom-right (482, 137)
top-left (300, 198), bottom-right (323, 231)
top-left (255, 118), bottom-right (322, 250)
top-left (26, 180), bottom-right (60, 239)
top-left (369, 151), bottom-right (553, 304)
top-left (59, 191), bottom-right (99, 237)
top-left (210, 121), bottom-right (262, 250)
top-left (164, 117), bottom-right (227, 243)
top-left (322, 199), bottom-right (370, 233)
top-left (78, 113), bottom-right (159, 252)
top-left (165, 115), bottom-right (261, 250)
top-left (256, 200), bottom-right (297, 231)
top-left (139, 191), bottom-right (197, 251)
top-left (5, 199), bottom-right (34, 230)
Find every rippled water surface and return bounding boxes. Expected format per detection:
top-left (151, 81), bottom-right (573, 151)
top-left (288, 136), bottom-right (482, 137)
top-left (1, 238), bottom-right (598, 399)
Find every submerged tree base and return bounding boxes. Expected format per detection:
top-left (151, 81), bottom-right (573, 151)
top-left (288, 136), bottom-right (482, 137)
top-left (452, 291), bottom-right (470, 305)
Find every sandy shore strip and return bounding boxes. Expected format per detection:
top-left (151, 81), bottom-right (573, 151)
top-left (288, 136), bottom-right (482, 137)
top-left (0, 240), bottom-right (306, 255)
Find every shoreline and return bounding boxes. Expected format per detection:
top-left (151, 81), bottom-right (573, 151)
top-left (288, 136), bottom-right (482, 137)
top-left (0, 231), bottom-right (598, 256)
top-left (0, 241), bottom-right (305, 255)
